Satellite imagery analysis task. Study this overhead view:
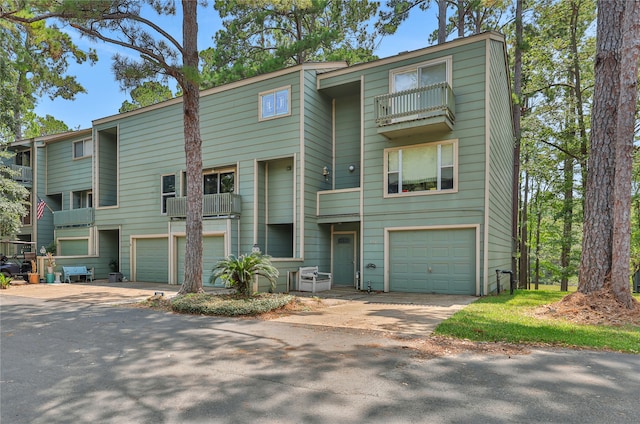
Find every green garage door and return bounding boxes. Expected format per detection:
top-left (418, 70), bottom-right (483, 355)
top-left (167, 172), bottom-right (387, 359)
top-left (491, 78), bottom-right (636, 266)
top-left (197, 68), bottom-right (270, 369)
top-left (177, 236), bottom-right (225, 286)
top-left (135, 237), bottom-right (168, 283)
top-left (389, 228), bottom-right (475, 294)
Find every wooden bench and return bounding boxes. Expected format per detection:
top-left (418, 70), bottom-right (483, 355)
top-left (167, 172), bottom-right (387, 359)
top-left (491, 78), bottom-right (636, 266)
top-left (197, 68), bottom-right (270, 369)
top-left (62, 266), bottom-right (93, 283)
top-left (298, 266), bottom-right (332, 293)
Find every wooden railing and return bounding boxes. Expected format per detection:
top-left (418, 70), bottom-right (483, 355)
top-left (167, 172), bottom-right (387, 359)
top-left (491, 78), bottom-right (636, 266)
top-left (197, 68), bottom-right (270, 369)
top-left (53, 208), bottom-right (94, 227)
top-left (10, 164), bottom-right (33, 182)
top-left (167, 193), bottom-right (242, 218)
top-left (374, 82), bottom-right (455, 126)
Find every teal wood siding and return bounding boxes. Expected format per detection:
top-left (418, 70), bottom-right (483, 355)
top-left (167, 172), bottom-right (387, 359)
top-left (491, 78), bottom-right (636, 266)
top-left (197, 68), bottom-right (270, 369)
top-left (487, 39), bottom-right (515, 293)
top-left (97, 129), bottom-right (118, 207)
top-left (267, 157), bottom-right (294, 224)
top-left (354, 39), bottom-right (489, 291)
top-left (334, 94), bottom-right (361, 189)
top-left (302, 69), bottom-right (333, 270)
top-left (59, 239), bottom-right (88, 256)
top-left (46, 136), bottom-right (92, 199)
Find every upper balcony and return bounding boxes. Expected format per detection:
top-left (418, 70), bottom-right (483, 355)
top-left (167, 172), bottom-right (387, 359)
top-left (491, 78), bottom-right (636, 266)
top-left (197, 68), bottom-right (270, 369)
top-left (9, 164), bottom-right (33, 184)
top-left (167, 193), bottom-right (242, 219)
top-left (374, 82), bottom-right (455, 139)
top-left (53, 208), bottom-right (94, 227)
top-left (316, 188), bottom-right (361, 224)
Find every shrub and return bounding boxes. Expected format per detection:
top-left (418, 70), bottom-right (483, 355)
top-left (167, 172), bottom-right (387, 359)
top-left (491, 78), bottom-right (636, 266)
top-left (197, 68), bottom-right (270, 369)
top-left (210, 252), bottom-right (279, 297)
top-left (171, 293), bottom-right (294, 316)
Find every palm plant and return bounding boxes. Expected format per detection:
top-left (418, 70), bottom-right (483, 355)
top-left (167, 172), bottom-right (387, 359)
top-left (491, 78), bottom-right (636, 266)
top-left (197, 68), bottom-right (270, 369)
top-left (210, 252), bottom-right (279, 297)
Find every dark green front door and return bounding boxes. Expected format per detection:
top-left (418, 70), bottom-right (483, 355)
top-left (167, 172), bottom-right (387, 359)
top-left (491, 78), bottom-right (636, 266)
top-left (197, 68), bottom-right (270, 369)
top-left (332, 233), bottom-right (355, 286)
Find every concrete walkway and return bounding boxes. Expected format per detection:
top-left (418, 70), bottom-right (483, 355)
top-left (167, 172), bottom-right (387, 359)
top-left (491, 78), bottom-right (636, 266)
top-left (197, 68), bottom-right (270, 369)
top-left (1, 281), bottom-right (476, 336)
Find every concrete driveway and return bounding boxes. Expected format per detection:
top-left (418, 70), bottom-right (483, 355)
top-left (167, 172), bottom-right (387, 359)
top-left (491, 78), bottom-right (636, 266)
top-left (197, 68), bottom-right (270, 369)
top-left (1, 281), bottom-right (476, 336)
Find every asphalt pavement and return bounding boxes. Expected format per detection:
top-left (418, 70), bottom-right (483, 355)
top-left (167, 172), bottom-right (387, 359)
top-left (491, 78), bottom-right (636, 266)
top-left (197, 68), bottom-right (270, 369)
top-left (1, 284), bottom-right (638, 423)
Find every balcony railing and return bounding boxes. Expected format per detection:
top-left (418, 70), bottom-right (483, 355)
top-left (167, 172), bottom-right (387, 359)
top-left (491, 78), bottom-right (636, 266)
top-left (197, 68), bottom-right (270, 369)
top-left (374, 82), bottom-right (455, 128)
top-left (10, 164), bottom-right (33, 183)
top-left (167, 193), bottom-right (242, 218)
top-left (53, 208), bottom-right (94, 227)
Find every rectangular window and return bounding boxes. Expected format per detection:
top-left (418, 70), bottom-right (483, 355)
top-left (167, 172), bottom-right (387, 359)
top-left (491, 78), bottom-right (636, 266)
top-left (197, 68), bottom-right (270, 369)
top-left (161, 174), bottom-right (176, 214)
top-left (259, 86), bottom-right (290, 121)
top-left (73, 139), bottom-right (93, 159)
top-left (391, 58), bottom-right (451, 93)
top-left (203, 170), bottom-right (235, 194)
top-left (385, 140), bottom-right (457, 196)
top-left (72, 190), bottom-right (93, 209)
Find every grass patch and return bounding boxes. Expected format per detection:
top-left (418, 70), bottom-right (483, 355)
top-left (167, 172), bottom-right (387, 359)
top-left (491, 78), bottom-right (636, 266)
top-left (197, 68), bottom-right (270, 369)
top-left (434, 289), bottom-right (640, 354)
top-left (171, 293), bottom-right (295, 316)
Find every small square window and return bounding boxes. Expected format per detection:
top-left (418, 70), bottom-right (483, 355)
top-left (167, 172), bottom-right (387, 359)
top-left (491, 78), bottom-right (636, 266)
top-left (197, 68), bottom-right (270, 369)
top-left (73, 139), bottom-right (93, 159)
top-left (259, 86), bottom-right (290, 121)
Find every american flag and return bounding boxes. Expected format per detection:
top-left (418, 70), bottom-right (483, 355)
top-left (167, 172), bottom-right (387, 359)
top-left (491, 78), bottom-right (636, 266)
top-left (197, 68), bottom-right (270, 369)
top-left (36, 198), bottom-right (46, 220)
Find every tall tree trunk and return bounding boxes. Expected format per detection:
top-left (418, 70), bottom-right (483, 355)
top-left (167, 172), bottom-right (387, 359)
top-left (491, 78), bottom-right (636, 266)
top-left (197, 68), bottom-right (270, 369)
top-left (560, 153), bottom-right (574, 291)
top-left (179, 0), bottom-right (204, 294)
top-left (519, 162), bottom-right (529, 289)
top-left (610, 0), bottom-right (640, 307)
top-left (534, 189), bottom-right (542, 291)
top-left (457, 0), bottom-right (465, 38)
top-left (511, 0), bottom-right (523, 282)
top-left (437, 0), bottom-right (447, 44)
top-left (578, 0), bottom-right (623, 294)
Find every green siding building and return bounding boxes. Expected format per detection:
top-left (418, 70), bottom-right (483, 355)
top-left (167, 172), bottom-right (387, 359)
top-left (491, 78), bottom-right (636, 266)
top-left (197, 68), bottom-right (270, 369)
top-left (7, 31), bottom-right (514, 295)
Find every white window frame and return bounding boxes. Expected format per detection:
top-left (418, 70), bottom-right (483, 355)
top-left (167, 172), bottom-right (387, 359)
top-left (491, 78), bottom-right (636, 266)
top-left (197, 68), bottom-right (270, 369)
top-left (383, 139), bottom-right (458, 198)
top-left (389, 56), bottom-right (453, 93)
top-left (258, 85), bottom-right (291, 121)
top-left (161, 174), bottom-right (176, 215)
top-left (73, 138), bottom-right (93, 159)
top-left (72, 190), bottom-right (93, 209)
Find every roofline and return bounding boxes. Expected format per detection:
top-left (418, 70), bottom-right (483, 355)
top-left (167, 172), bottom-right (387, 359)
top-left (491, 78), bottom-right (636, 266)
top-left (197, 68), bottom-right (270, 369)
top-left (93, 61), bottom-right (348, 126)
top-left (11, 128), bottom-right (92, 147)
top-left (318, 31), bottom-right (506, 82)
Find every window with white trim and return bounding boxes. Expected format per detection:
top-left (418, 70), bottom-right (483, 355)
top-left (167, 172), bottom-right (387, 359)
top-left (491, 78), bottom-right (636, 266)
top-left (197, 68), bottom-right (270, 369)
top-left (385, 140), bottom-right (456, 195)
top-left (73, 139), bottom-right (93, 159)
top-left (161, 174), bottom-right (176, 214)
top-left (72, 190), bottom-right (93, 209)
top-left (181, 169), bottom-right (236, 195)
top-left (390, 57), bottom-right (451, 93)
top-left (259, 86), bottom-right (290, 120)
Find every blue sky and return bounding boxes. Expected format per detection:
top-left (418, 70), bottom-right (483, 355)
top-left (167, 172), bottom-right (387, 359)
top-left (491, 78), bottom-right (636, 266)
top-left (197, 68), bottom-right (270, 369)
top-left (34, 5), bottom-right (436, 130)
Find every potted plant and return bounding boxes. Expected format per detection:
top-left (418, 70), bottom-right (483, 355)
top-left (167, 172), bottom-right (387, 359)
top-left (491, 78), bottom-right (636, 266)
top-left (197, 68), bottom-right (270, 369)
top-left (45, 252), bottom-right (56, 274)
top-left (211, 252), bottom-right (279, 297)
top-left (28, 259), bottom-right (39, 284)
top-left (109, 259), bottom-right (118, 272)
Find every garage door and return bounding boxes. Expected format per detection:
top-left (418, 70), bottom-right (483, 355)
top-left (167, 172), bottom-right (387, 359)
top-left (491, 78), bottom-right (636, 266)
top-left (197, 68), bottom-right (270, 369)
top-left (176, 236), bottom-right (225, 286)
top-left (135, 237), bottom-right (168, 283)
top-left (389, 228), bottom-right (475, 294)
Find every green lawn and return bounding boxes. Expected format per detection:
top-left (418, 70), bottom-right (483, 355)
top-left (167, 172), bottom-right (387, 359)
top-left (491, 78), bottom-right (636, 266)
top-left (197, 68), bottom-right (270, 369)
top-left (434, 287), bottom-right (640, 354)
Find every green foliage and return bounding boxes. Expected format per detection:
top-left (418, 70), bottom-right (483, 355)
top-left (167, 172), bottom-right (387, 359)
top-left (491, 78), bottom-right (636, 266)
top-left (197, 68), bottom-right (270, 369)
top-left (0, 2), bottom-right (95, 138)
top-left (211, 252), bottom-right (279, 297)
top-left (119, 81), bottom-right (174, 113)
top-left (435, 289), bottom-right (640, 354)
top-left (171, 293), bottom-right (294, 316)
top-left (0, 148), bottom-right (29, 238)
top-left (202, 0), bottom-right (379, 87)
top-left (0, 273), bottom-right (12, 289)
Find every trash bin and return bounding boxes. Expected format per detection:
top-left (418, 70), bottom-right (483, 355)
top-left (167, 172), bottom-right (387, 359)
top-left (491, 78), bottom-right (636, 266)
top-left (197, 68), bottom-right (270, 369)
top-left (109, 272), bottom-right (123, 283)
top-left (633, 270), bottom-right (640, 293)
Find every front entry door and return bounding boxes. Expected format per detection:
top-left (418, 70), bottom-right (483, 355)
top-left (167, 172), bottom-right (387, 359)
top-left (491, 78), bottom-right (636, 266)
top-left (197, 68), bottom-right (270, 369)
top-left (332, 232), bottom-right (355, 287)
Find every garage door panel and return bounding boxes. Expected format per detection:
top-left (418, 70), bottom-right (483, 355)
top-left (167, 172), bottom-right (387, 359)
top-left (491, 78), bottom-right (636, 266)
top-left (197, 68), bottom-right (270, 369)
top-left (135, 238), bottom-right (168, 283)
top-left (177, 236), bottom-right (225, 286)
top-left (390, 229), bottom-right (475, 294)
